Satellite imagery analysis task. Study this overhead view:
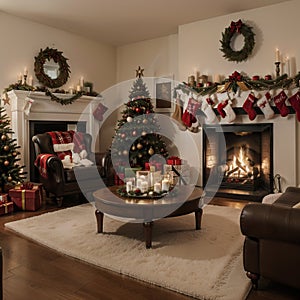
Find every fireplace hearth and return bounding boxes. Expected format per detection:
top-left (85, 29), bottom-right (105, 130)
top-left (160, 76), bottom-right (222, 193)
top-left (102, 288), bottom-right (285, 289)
top-left (203, 124), bottom-right (273, 201)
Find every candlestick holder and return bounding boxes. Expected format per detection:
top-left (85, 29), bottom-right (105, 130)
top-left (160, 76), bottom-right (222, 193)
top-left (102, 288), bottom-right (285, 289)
top-left (275, 62), bottom-right (281, 78)
top-left (23, 74), bottom-right (27, 85)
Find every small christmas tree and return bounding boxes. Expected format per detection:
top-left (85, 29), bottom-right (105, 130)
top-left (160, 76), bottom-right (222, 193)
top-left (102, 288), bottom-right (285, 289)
top-left (0, 106), bottom-right (26, 192)
top-left (111, 67), bottom-right (168, 169)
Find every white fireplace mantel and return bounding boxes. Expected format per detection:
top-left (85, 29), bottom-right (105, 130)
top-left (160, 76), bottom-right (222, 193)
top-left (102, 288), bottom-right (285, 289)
top-left (7, 90), bottom-right (103, 178)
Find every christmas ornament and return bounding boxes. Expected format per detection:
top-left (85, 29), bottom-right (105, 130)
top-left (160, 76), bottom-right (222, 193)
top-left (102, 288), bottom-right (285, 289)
top-left (1, 134), bottom-right (7, 141)
top-left (12, 151), bottom-right (17, 156)
top-left (146, 110), bottom-right (150, 114)
top-left (141, 131), bottom-right (147, 136)
top-left (7, 176), bottom-right (12, 182)
top-left (148, 147), bottom-right (154, 155)
top-left (257, 92), bottom-right (275, 120)
top-left (131, 145), bottom-right (136, 151)
top-left (123, 150), bottom-right (128, 156)
top-left (138, 154), bottom-right (143, 158)
top-left (142, 119), bottom-right (148, 124)
top-left (243, 93), bottom-right (258, 121)
top-left (273, 90), bottom-right (289, 117)
top-left (127, 116), bottom-right (133, 123)
top-left (220, 19), bottom-right (255, 62)
top-left (3, 145), bottom-right (9, 151)
top-left (132, 131), bottom-right (137, 136)
top-left (288, 91), bottom-right (300, 122)
top-left (135, 107), bottom-right (141, 113)
top-left (4, 160), bottom-right (9, 166)
top-left (118, 151), bottom-right (122, 156)
top-left (137, 143), bottom-right (143, 149)
top-left (121, 133), bottom-right (126, 138)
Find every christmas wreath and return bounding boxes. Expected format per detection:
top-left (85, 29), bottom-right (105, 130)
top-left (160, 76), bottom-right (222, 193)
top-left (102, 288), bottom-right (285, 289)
top-left (34, 47), bottom-right (70, 88)
top-left (220, 19), bottom-right (255, 63)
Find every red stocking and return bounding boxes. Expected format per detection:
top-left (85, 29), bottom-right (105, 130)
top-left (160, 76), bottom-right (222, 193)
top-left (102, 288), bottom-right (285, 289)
top-left (288, 91), bottom-right (300, 121)
top-left (243, 93), bottom-right (257, 121)
top-left (273, 90), bottom-right (289, 117)
top-left (217, 100), bottom-right (228, 118)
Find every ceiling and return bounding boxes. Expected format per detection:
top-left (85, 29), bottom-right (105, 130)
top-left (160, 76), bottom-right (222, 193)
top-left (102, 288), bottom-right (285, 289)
top-left (0, 0), bottom-right (291, 46)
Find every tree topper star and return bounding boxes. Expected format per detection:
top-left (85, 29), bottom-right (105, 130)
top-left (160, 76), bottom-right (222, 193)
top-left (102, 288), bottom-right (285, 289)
top-left (136, 66), bottom-right (144, 78)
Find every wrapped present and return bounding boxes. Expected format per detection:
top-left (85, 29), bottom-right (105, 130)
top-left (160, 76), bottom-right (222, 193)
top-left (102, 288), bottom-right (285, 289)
top-left (0, 201), bottom-right (14, 215)
top-left (114, 173), bottom-right (125, 185)
top-left (167, 156), bottom-right (181, 165)
top-left (9, 183), bottom-right (43, 211)
top-left (0, 193), bottom-right (8, 204)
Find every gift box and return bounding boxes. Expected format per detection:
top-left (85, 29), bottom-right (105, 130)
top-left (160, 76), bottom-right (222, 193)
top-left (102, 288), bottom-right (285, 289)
top-left (0, 201), bottom-right (14, 215)
top-left (0, 193), bottom-right (8, 203)
top-left (114, 173), bottom-right (125, 185)
top-left (167, 156), bottom-right (181, 165)
top-left (9, 183), bottom-right (43, 211)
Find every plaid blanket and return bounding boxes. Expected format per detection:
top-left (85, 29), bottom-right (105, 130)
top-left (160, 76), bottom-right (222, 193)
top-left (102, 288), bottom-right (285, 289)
top-left (34, 154), bottom-right (55, 178)
top-left (47, 131), bottom-right (86, 160)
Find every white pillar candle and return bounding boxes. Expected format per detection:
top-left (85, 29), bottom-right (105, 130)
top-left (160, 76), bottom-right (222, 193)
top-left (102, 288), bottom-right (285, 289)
top-left (126, 181), bottom-right (133, 193)
top-left (24, 67), bottom-right (28, 76)
top-left (275, 49), bottom-right (280, 62)
top-left (28, 76), bottom-right (33, 86)
top-left (136, 178), bottom-right (142, 189)
top-left (76, 85), bottom-right (81, 92)
top-left (154, 182), bottom-right (161, 193)
top-left (80, 76), bottom-right (84, 87)
top-left (161, 179), bottom-right (169, 191)
top-left (141, 181), bottom-right (148, 193)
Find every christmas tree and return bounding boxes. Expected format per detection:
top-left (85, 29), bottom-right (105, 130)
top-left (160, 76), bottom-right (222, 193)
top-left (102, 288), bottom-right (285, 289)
top-left (0, 106), bottom-right (26, 192)
top-left (111, 67), bottom-right (168, 169)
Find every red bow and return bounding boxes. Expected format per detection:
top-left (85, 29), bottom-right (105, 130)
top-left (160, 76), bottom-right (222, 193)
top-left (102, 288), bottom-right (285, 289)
top-left (230, 19), bottom-right (243, 33)
top-left (229, 71), bottom-right (242, 82)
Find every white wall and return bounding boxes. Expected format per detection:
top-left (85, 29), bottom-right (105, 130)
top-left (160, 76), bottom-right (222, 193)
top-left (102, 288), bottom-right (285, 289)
top-left (0, 12), bottom-right (116, 97)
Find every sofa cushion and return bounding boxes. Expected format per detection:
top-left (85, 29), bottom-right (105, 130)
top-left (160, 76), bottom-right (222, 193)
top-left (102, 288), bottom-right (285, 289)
top-left (293, 202), bottom-right (300, 209)
top-left (64, 165), bottom-right (104, 182)
top-left (274, 186), bottom-right (300, 207)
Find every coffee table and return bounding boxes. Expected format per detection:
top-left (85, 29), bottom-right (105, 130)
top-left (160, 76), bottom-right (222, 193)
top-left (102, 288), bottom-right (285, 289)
top-left (93, 185), bottom-right (204, 248)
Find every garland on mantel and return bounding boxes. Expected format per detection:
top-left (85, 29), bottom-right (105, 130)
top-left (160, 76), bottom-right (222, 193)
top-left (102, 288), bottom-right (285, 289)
top-left (45, 89), bottom-right (83, 105)
top-left (174, 71), bottom-right (300, 98)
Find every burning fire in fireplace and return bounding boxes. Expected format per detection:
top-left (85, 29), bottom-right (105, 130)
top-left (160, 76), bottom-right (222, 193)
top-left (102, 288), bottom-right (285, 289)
top-left (223, 145), bottom-right (260, 189)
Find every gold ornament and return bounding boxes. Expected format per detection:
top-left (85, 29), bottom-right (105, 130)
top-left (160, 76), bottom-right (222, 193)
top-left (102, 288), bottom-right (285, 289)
top-left (1, 135), bottom-right (7, 141)
top-left (137, 143), bottom-right (143, 149)
top-left (141, 131), bottom-right (147, 136)
top-left (131, 145), bottom-right (136, 151)
top-left (138, 153), bottom-right (143, 158)
top-left (123, 150), bottom-right (128, 156)
top-left (12, 151), bottom-right (17, 156)
top-left (142, 119), bottom-right (148, 124)
top-left (4, 160), bottom-right (9, 166)
top-left (7, 176), bottom-right (12, 182)
top-left (148, 147), bottom-right (154, 155)
top-left (3, 145), bottom-right (9, 151)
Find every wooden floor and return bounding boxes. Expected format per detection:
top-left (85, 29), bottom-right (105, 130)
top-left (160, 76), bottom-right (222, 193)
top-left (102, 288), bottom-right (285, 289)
top-left (0, 194), bottom-right (299, 299)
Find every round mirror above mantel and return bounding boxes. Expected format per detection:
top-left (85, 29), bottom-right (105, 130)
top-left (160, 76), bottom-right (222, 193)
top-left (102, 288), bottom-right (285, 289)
top-left (34, 47), bottom-right (70, 88)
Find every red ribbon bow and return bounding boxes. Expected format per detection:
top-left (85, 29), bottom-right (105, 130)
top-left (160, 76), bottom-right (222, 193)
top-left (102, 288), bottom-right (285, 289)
top-left (230, 19), bottom-right (243, 33)
top-left (229, 71), bottom-right (242, 82)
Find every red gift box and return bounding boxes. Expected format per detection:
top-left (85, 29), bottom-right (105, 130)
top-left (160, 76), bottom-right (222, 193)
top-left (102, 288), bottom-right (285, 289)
top-left (167, 156), bottom-right (182, 165)
top-left (0, 193), bottom-right (8, 204)
top-left (9, 183), bottom-right (43, 211)
top-left (114, 173), bottom-right (125, 185)
top-left (0, 201), bottom-right (14, 215)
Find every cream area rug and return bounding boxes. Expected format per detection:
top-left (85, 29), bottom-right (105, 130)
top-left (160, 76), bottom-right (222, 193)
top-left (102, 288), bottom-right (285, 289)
top-left (5, 203), bottom-right (251, 300)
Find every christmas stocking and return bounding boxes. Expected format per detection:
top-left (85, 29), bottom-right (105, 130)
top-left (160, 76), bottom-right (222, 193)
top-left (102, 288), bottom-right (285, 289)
top-left (223, 100), bottom-right (236, 123)
top-left (202, 97), bottom-right (218, 124)
top-left (288, 90), bottom-right (300, 121)
top-left (243, 93), bottom-right (258, 121)
top-left (182, 97), bottom-right (201, 127)
top-left (171, 96), bottom-right (187, 130)
top-left (257, 91), bottom-right (275, 120)
top-left (217, 100), bottom-right (228, 118)
top-left (23, 97), bottom-right (34, 116)
top-left (273, 90), bottom-right (289, 117)
top-left (93, 102), bottom-right (108, 121)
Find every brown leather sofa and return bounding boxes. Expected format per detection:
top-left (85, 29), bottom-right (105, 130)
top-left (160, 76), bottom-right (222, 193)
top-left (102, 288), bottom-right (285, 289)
top-left (240, 187), bottom-right (300, 290)
top-left (32, 132), bottom-right (113, 206)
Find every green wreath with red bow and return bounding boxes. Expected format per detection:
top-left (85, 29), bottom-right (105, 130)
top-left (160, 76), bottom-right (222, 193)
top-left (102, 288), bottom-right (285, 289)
top-left (220, 19), bottom-right (255, 63)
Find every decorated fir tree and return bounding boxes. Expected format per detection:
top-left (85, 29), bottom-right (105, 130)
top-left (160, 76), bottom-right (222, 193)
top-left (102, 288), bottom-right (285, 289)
top-left (0, 106), bottom-right (25, 192)
top-left (111, 67), bottom-right (168, 169)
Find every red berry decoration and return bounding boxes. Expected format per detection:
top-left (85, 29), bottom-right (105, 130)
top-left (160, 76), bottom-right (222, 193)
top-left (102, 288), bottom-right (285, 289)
top-left (146, 110), bottom-right (150, 114)
top-left (134, 188), bottom-right (141, 194)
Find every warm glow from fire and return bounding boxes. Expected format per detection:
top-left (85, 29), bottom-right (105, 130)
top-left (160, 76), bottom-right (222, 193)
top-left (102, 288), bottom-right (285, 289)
top-left (227, 147), bottom-right (252, 178)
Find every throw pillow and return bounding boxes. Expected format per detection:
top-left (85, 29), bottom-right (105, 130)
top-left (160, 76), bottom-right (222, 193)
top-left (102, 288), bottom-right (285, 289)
top-left (292, 202), bottom-right (300, 209)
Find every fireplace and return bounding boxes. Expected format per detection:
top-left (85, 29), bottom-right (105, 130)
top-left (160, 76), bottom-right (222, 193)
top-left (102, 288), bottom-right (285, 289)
top-left (203, 123), bottom-right (273, 201)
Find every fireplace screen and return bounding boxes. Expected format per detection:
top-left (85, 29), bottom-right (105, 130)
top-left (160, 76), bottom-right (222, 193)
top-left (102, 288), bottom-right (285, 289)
top-left (203, 124), bottom-right (273, 196)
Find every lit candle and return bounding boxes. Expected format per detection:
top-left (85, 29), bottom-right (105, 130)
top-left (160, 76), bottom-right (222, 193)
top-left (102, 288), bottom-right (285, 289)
top-left (213, 74), bottom-right (221, 83)
top-left (154, 182), bottom-right (161, 193)
top-left (126, 181), bottom-right (133, 193)
top-left (76, 85), bottom-right (81, 92)
top-left (80, 76), bottom-right (84, 87)
top-left (285, 56), bottom-right (290, 76)
top-left (141, 181), bottom-right (148, 193)
top-left (275, 49), bottom-right (280, 62)
top-left (24, 67), bottom-right (28, 76)
top-left (69, 86), bottom-right (74, 94)
top-left (28, 75), bottom-right (33, 86)
top-left (161, 179), bottom-right (169, 192)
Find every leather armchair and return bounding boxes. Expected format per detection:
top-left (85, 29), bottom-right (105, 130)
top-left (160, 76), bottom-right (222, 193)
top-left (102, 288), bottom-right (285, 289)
top-left (32, 132), bottom-right (112, 206)
top-left (240, 187), bottom-right (300, 290)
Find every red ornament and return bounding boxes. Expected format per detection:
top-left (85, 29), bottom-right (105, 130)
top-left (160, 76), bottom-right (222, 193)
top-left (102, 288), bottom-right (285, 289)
top-left (252, 75), bottom-right (260, 81)
top-left (121, 133), bottom-right (126, 138)
top-left (264, 74), bottom-right (272, 80)
top-left (135, 107), bottom-right (140, 113)
top-left (146, 110), bottom-right (150, 114)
